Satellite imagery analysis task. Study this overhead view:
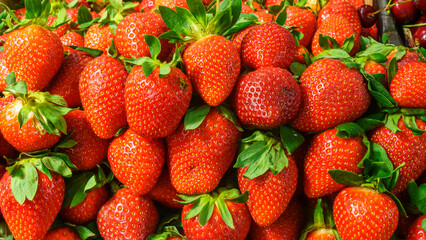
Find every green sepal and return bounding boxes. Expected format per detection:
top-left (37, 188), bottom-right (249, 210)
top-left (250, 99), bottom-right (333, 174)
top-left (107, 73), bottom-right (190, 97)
top-left (148, 225), bottom-right (187, 240)
top-left (68, 46), bottom-right (103, 57)
top-left (290, 61), bottom-right (307, 78)
top-left (216, 104), bottom-right (243, 132)
top-left (41, 155), bottom-right (72, 178)
top-left (107, 39), bottom-right (118, 58)
top-left (318, 34), bottom-right (340, 51)
top-left (311, 49), bottom-right (351, 63)
top-left (144, 34), bottom-right (162, 60)
top-left (388, 57), bottom-right (398, 84)
top-left (223, 13), bottom-right (258, 37)
top-left (335, 122), bottom-right (365, 139)
top-left (313, 198), bottom-right (326, 227)
top-left (422, 218), bottom-right (426, 232)
top-left (184, 105), bottom-right (211, 130)
top-left (280, 125), bottom-right (304, 154)
top-left (368, 53), bottom-right (388, 63)
top-left (361, 70), bottom-right (398, 108)
top-left (187, 0), bottom-right (207, 28)
top-left (9, 163), bottom-right (38, 205)
top-left (385, 113), bottom-right (402, 134)
top-left (356, 112), bottom-right (386, 132)
top-left (73, 225), bottom-right (96, 240)
top-left (341, 34), bottom-right (355, 54)
top-left (419, 47), bottom-right (426, 61)
top-left (356, 42), bottom-right (394, 58)
top-left (328, 170), bottom-right (364, 187)
top-left (407, 181), bottom-right (426, 214)
top-left (275, 7), bottom-right (287, 26)
top-left (4, 72), bottom-right (28, 98)
top-left (177, 194), bottom-right (203, 205)
top-left (216, 196), bottom-right (233, 228)
top-left (24, 0), bottom-right (42, 20)
top-left (77, 5), bottom-right (93, 26)
top-left (402, 115), bottom-right (425, 136)
top-left (158, 6), bottom-right (195, 37)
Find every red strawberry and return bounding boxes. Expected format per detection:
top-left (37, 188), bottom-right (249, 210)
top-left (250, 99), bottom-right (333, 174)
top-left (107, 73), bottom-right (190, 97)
top-left (290, 58), bottom-right (370, 132)
top-left (311, 14), bottom-right (361, 56)
top-left (183, 35), bottom-right (240, 106)
top-left (136, 0), bottom-right (156, 12)
top-left (333, 187), bottom-right (399, 240)
top-left (249, 198), bottom-right (304, 239)
top-left (386, 49), bottom-right (420, 68)
top-left (61, 110), bottom-right (110, 170)
top-left (155, 0), bottom-right (189, 9)
top-left (294, 45), bottom-right (310, 64)
top-left (253, 10), bottom-right (274, 23)
top-left (108, 128), bottom-right (165, 195)
top-left (97, 188), bottom-right (159, 240)
top-left (46, 51), bottom-right (94, 108)
top-left (361, 24), bottom-right (378, 40)
top-left (47, 16), bottom-right (71, 38)
top-left (232, 66), bottom-right (301, 129)
top-left (241, 22), bottom-right (296, 70)
top-left (0, 51), bottom-right (10, 92)
top-left (370, 118), bottom-right (426, 194)
top-left (60, 31), bottom-right (85, 54)
top-left (0, 171), bottom-right (65, 240)
top-left (364, 60), bottom-right (388, 87)
top-left (148, 167), bottom-right (183, 209)
top-left (406, 215), bottom-right (426, 240)
top-left (318, 0), bottom-right (362, 34)
top-left (304, 128), bottom-right (365, 198)
top-left (284, 6), bottom-right (317, 47)
top-left (306, 229), bottom-right (337, 239)
top-left (79, 54), bottom-right (128, 139)
top-left (43, 226), bottom-right (82, 240)
top-left (231, 25), bottom-right (257, 55)
top-left (114, 12), bottom-right (172, 60)
top-left (60, 186), bottom-right (108, 225)
top-left (390, 61), bottom-right (426, 108)
top-left (4, 25), bottom-right (64, 91)
top-left (84, 23), bottom-right (113, 52)
top-left (166, 107), bottom-right (241, 194)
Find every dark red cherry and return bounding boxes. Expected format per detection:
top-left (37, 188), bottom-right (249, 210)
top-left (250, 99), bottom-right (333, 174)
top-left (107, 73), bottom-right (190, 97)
top-left (391, 0), bottom-right (419, 24)
top-left (414, 0), bottom-right (426, 10)
top-left (413, 25), bottom-right (426, 47)
top-left (358, 5), bottom-right (379, 28)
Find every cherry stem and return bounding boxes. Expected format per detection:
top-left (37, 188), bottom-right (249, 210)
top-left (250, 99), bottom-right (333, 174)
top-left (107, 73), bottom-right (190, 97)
top-left (370, 0), bottom-right (414, 16)
top-left (403, 22), bottom-right (426, 27)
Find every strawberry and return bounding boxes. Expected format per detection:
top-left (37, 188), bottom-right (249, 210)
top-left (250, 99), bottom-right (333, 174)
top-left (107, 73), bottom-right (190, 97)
top-left (294, 45), bottom-right (310, 64)
top-left (364, 60), bottom-right (388, 87)
top-left (97, 188), bottom-right (159, 240)
top-left (84, 23), bottom-right (113, 52)
top-left (361, 24), bottom-right (378, 40)
top-left (45, 51), bottom-right (94, 108)
top-left (284, 6), bottom-right (317, 47)
top-left (370, 118), bottom-right (426, 194)
top-left (290, 58), bottom-right (370, 132)
top-left (304, 127), bottom-right (365, 198)
top-left (232, 66), bottom-right (301, 129)
top-left (114, 12), bottom-right (172, 60)
top-left (317, 0), bottom-right (362, 34)
top-left (311, 14), bottom-right (361, 56)
top-left (241, 22), bottom-right (296, 70)
top-left (390, 61), bottom-right (426, 108)
top-left (125, 35), bottom-right (192, 138)
top-left (79, 54), bottom-right (128, 139)
top-left (406, 215), bottom-right (426, 240)
top-left (0, 164), bottom-right (5, 178)
top-left (4, 25), bottom-right (63, 91)
top-left (0, 51), bottom-right (10, 92)
top-left (306, 229), bottom-right (337, 239)
top-left (254, 10), bottom-right (274, 23)
top-left (43, 226), bottom-right (82, 240)
top-left (231, 25), bottom-right (257, 55)
top-left (60, 31), bottom-right (85, 54)
top-left (148, 167), bottom-right (183, 209)
top-left (155, 0), bottom-right (189, 9)
top-left (61, 110), bottom-right (110, 170)
top-left (136, 0), bottom-right (156, 12)
top-left (345, 0), bottom-right (364, 10)
top-left (47, 16), bottom-right (71, 38)
top-left (108, 128), bottom-right (165, 195)
top-left (333, 187), bottom-right (399, 240)
top-left (180, 188), bottom-right (251, 240)
top-left (386, 49), bottom-right (420, 69)
top-left (249, 198), bottom-right (304, 239)
top-left (166, 107), bottom-right (241, 195)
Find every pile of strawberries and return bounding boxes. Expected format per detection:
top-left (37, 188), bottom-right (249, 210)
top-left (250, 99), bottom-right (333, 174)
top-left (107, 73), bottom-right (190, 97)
top-left (0, 0), bottom-right (425, 239)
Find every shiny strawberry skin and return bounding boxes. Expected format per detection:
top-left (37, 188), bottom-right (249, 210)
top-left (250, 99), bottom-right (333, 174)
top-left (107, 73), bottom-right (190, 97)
top-left (166, 108), bottom-right (241, 195)
top-left (238, 156), bottom-right (298, 226)
top-left (311, 14), bottom-right (361, 56)
top-left (79, 55), bottom-right (128, 139)
top-left (318, 0), bottom-right (361, 34)
top-left (304, 128), bottom-right (365, 198)
top-left (253, 11), bottom-right (274, 23)
top-left (84, 24), bottom-right (113, 52)
top-left (0, 99), bottom-right (60, 152)
top-left (285, 6), bottom-right (317, 47)
top-left (333, 187), bottom-right (399, 240)
top-left (182, 200), bottom-right (251, 240)
top-left (232, 67), bottom-right (301, 129)
top-left (390, 61), bottom-right (426, 108)
top-left (147, 167), bottom-right (183, 209)
top-left (249, 198), bottom-right (304, 239)
top-left (108, 128), bottom-right (165, 196)
top-left (241, 22), bottom-right (296, 70)
top-left (60, 186), bottom-right (108, 225)
top-left (61, 110), bottom-right (110, 170)
top-left (155, 0), bottom-right (189, 9)
top-left (60, 31), bottom-right (85, 54)
top-left (0, 171), bottom-right (65, 240)
top-left (364, 60), bottom-right (388, 87)
top-left (46, 51), bottom-right (93, 108)
top-left (183, 35), bottom-right (240, 106)
top-left (43, 226), bottom-right (82, 240)
top-left (0, 51), bottom-right (10, 92)
top-left (370, 118), bottom-right (426, 194)
top-left (290, 58), bottom-right (370, 132)
top-left (125, 66), bottom-right (192, 138)
top-left (4, 25), bottom-right (64, 91)
top-left (306, 229), bottom-right (337, 240)
top-left (231, 25), bottom-right (256, 55)
top-left (406, 215), bottom-right (426, 240)
top-left (114, 12), bottom-right (172, 60)
top-left (97, 188), bottom-right (159, 240)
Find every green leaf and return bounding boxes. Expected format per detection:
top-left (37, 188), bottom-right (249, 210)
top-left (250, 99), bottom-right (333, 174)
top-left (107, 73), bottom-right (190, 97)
top-left (234, 141), bottom-right (269, 168)
top-left (41, 156), bottom-right (72, 177)
top-left (25, 0), bottom-right (42, 19)
top-left (158, 30), bottom-right (186, 43)
top-left (70, 46), bottom-right (103, 57)
top-left (158, 64), bottom-right (171, 78)
top-left (402, 115), bottom-right (425, 136)
top-left (356, 113), bottom-right (386, 132)
top-left (313, 198), bottom-right (325, 227)
top-left (74, 225), bottom-right (96, 239)
top-left (419, 48), bottom-right (426, 60)
top-left (159, 6), bottom-right (193, 36)
top-left (142, 61), bottom-right (158, 77)
top-left (45, 94), bottom-right (68, 107)
top-left (289, 61), bottom-right (307, 78)
top-left (223, 13), bottom-right (258, 37)
top-left (311, 49), bottom-right (351, 62)
top-left (422, 218), bottom-right (426, 232)
top-left (216, 104), bottom-right (243, 131)
top-left (341, 34), bottom-right (355, 53)
top-left (63, 171), bottom-right (94, 208)
top-left (185, 196), bottom-right (207, 219)
top-left (363, 71), bottom-right (397, 108)
top-left (144, 34), bottom-right (162, 60)
top-left (184, 105), bottom-right (211, 130)
top-left (385, 114), bottom-right (402, 134)
top-left (77, 5), bottom-right (93, 25)
top-left (17, 105), bottom-right (32, 129)
top-left (280, 125), bottom-right (304, 153)
top-left (275, 8), bottom-right (287, 26)
top-left (187, 0), bottom-right (207, 28)
top-left (11, 163), bottom-right (38, 205)
top-left (216, 197), bottom-right (234, 228)
top-left (109, 0), bottom-right (122, 10)
top-left (328, 170), bottom-right (364, 187)
top-left (388, 57), bottom-right (398, 84)
top-left (198, 197), bottom-right (214, 226)
top-left (5, 72), bottom-right (16, 86)
top-left (318, 34), bottom-right (340, 50)
top-left (225, 190), bottom-right (248, 203)
top-left (177, 194), bottom-right (203, 205)
top-left (369, 53), bottom-right (388, 63)
top-left (335, 122), bottom-right (365, 138)
top-left (356, 42), bottom-right (393, 57)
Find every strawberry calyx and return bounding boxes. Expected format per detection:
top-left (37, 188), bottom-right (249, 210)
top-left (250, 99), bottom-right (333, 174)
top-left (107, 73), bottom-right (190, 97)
top-left (184, 104), bottom-right (242, 131)
top-left (0, 221), bottom-right (12, 240)
top-left (178, 188), bottom-right (248, 229)
top-left (406, 180), bottom-right (426, 215)
top-left (3, 72), bottom-right (73, 136)
top-left (148, 214), bottom-right (187, 240)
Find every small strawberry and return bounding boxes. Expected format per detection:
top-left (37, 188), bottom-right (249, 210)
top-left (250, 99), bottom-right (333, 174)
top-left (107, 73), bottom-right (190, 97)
top-left (290, 58), bottom-right (370, 132)
top-left (97, 188), bottom-right (159, 240)
top-left (317, 0), bottom-right (362, 34)
top-left (241, 22), bottom-right (296, 70)
top-left (84, 23), bottom-right (113, 52)
top-left (60, 31), bottom-right (85, 54)
top-left (45, 51), bottom-right (94, 108)
top-left (284, 6), bottom-right (317, 47)
top-left (166, 106), bottom-right (241, 195)
top-left (79, 54), bottom-right (128, 139)
top-left (148, 167), bottom-right (183, 209)
top-left (390, 61), bottom-right (426, 108)
top-left (364, 60), bottom-right (388, 87)
top-left (232, 66), bottom-right (301, 129)
top-left (406, 215), bottom-right (426, 240)
top-left (180, 188), bottom-right (251, 240)
top-left (108, 128), bottom-right (165, 195)
top-left (43, 226), bottom-right (82, 240)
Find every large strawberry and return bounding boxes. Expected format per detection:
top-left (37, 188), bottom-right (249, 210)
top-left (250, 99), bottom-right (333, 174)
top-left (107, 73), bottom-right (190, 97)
top-left (232, 66), bottom-right (301, 129)
top-left (108, 128), bottom-right (165, 196)
top-left (84, 24), bottom-right (113, 52)
top-left (159, 0), bottom-right (243, 106)
top-left (79, 54), bottom-right (128, 139)
top-left (0, 73), bottom-right (73, 153)
top-left (284, 6), bottom-right (317, 47)
top-left (166, 106), bottom-right (241, 195)
top-left (97, 188), bottom-right (159, 240)
top-left (125, 35), bottom-right (192, 139)
top-left (290, 58), bottom-right (370, 132)
top-left (180, 188), bottom-right (251, 240)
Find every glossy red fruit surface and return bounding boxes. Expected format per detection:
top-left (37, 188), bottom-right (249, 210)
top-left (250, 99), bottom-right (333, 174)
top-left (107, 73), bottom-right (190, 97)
top-left (391, 0), bottom-right (419, 24)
